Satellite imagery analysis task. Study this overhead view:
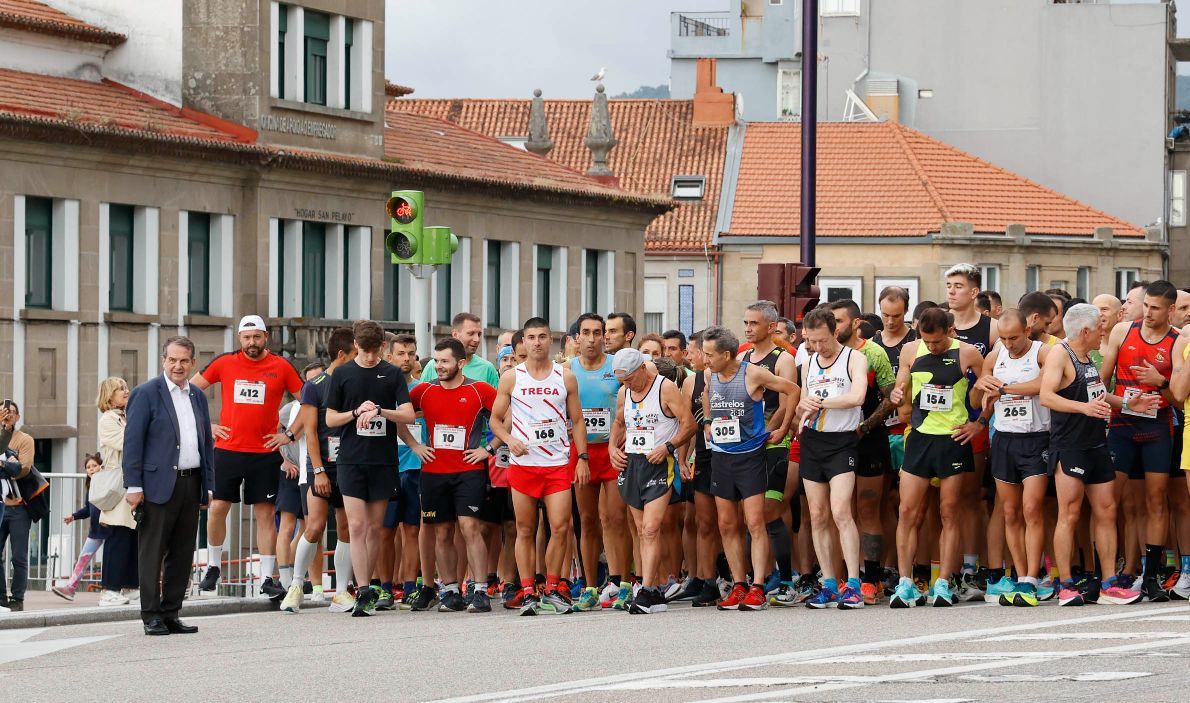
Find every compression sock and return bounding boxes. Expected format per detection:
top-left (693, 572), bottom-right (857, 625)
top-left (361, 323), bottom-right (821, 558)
top-left (293, 536), bottom-right (318, 582)
top-left (334, 540), bottom-right (353, 588)
top-left (766, 519), bottom-right (794, 582)
top-left (278, 565), bottom-right (294, 589)
top-left (1144, 544), bottom-right (1164, 580)
top-left (864, 559), bottom-right (882, 586)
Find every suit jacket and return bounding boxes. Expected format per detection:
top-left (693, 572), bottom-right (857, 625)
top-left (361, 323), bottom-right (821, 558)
top-left (123, 375), bottom-right (215, 506)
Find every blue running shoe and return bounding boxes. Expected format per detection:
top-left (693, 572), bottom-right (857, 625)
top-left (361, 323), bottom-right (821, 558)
top-left (806, 587), bottom-right (839, 609)
top-left (1035, 579), bottom-right (1056, 602)
top-left (984, 575), bottom-right (1016, 604)
top-left (763, 570), bottom-right (782, 595)
top-left (889, 580), bottom-right (923, 609)
top-left (928, 579), bottom-right (954, 607)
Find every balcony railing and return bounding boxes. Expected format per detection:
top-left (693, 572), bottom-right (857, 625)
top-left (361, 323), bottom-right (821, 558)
top-left (678, 14), bottom-right (730, 37)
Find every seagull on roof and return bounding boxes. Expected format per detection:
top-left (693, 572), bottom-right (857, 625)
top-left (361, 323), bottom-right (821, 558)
top-left (590, 67), bottom-right (606, 82)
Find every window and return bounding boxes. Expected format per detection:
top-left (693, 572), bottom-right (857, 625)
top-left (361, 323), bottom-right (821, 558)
top-left (582, 249), bottom-right (614, 315)
top-left (778, 68), bottom-right (800, 120)
top-left (277, 4), bottom-right (287, 98)
top-left (977, 264), bottom-right (1000, 294)
top-left (679, 284), bottom-right (694, 337)
top-left (108, 204), bottom-right (134, 312)
top-left (343, 19), bottom-right (353, 110)
top-left (383, 241), bottom-right (403, 321)
top-left (1115, 269), bottom-right (1139, 300)
top-left (187, 213), bottom-right (211, 315)
top-left (819, 277), bottom-right (863, 309)
top-left (671, 176), bottom-right (705, 200)
top-left (536, 245), bottom-right (554, 325)
top-left (302, 221), bottom-right (325, 317)
top-left (1026, 265), bottom-right (1040, 293)
top-left (821, 0), bottom-right (860, 16)
top-left (499, 137), bottom-right (527, 151)
top-left (643, 277), bottom-right (667, 334)
top-left (1171, 171), bottom-right (1187, 227)
top-left (436, 263), bottom-right (453, 325)
top-left (304, 11), bottom-right (329, 106)
top-left (1049, 280), bottom-right (1069, 295)
top-left (486, 241), bottom-right (502, 327)
top-left (874, 277), bottom-right (919, 314)
top-left (584, 251), bottom-right (599, 315)
top-left (1076, 267), bottom-right (1091, 301)
top-left (24, 196), bottom-right (52, 309)
top-left (485, 240), bottom-right (518, 329)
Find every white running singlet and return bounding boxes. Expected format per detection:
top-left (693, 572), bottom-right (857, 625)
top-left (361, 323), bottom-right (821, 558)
top-left (625, 375), bottom-right (679, 454)
top-left (803, 347), bottom-right (861, 433)
top-left (509, 362), bottom-right (571, 467)
top-left (992, 340), bottom-right (1050, 434)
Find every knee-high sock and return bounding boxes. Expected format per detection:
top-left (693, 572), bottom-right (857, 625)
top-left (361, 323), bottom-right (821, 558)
top-left (294, 536), bottom-right (319, 583)
top-left (334, 540), bottom-right (354, 588)
top-left (767, 519), bottom-right (793, 581)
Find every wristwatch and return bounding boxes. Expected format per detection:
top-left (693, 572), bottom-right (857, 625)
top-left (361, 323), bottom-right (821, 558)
top-left (1160, 379), bottom-right (1171, 390)
top-left (484, 443), bottom-right (495, 455)
top-left (352, 408), bottom-right (360, 418)
top-left (312, 467), bottom-right (326, 475)
top-left (578, 452), bottom-right (589, 461)
top-left (977, 416), bottom-right (990, 426)
top-left (665, 441), bottom-right (677, 454)
top-left (284, 429), bottom-right (296, 442)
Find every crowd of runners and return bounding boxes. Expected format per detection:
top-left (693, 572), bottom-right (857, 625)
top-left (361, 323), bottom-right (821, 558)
top-left (188, 263), bottom-right (1190, 616)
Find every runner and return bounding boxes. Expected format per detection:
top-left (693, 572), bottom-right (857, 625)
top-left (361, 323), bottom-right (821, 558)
top-left (1099, 280), bottom-right (1180, 601)
top-left (401, 338), bottom-right (497, 613)
top-left (661, 330), bottom-right (691, 370)
top-left (829, 299), bottom-right (896, 606)
top-left (1121, 281), bottom-right (1149, 323)
top-left (609, 348), bottom-right (697, 614)
top-left (490, 318), bottom-right (588, 616)
top-left (282, 328), bottom-right (356, 613)
top-left (1041, 304), bottom-right (1142, 606)
top-left (568, 314), bottom-right (630, 612)
top-left (972, 309), bottom-right (1053, 607)
top-left (1171, 320), bottom-right (1190, 598)
top-left (682, 331), bottom-right (725, 606)
top-left (1018, 292), bottom-right (1060, 346)
top-left (324, 320), bottom-right (415, 617)
top-left (797, 307), bottom-right (870, 610)
top-left (874, 287), bottom-right (917, 475)
top-left (193, 315), bottom-right (303, 598)
top-left (421, 312), bottom-right (500, 387)
top-left (888, 308), bottom-right (984, 607)
top-left (738, 301), bottom-right (798, 600)
top-left (605, 312), bottom-right (638, 354)
top-left (388, 334), bottom-right (425, 608)
top-left (701, 325), bottom-right (799, 611)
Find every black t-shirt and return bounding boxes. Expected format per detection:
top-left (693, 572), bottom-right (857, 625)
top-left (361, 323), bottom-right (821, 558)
top-left (325, 359), bottom-right (411, 466)
top-left (300, 371), bottom-right (342, 467)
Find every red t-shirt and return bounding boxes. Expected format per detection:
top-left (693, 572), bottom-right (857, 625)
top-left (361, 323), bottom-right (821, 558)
top-left (409, 379), bottom-right (496, 474)
top-left (200, 351), bottom-right (304, 453)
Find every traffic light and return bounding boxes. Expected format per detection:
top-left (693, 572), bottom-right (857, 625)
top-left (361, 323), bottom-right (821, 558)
top-left (421, 226), bottom-right (460, 266)
top-left (386, 190), bottom-right (424, 264)
top-left (754, 262), bottom-right (820, 322)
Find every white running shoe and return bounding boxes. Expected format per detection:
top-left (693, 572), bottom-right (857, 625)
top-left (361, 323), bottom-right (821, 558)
top-left (98, 590), bottom-right (129, 606)
top-left (309, 588), bottom-right (327, 604)
top-left (327, 587), bottom-right (356, 613)
top-left (280, 584), bottom-right (303, 613)
top-left (1171, 571), bottom-right (1190, 600)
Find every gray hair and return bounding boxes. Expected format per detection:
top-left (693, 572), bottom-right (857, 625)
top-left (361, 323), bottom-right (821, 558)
top-left (944, 263), bottom-right (981, 287)
top-left (1063, 303), bottom-right (1101, 339)
top-left (702, 326), bottom-right (740, 357)
top-left (746, 300), bottom-right (779, 322)
top-left (161, 335), bottom-right (196, 360)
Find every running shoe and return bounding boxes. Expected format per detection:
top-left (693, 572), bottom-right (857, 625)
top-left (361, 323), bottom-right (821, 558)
top-left (928, 580), bottom-right (953, 607)
top-left (574, 586), bottom-right (601, 612)
top-left (860, 582), bottom-right (879, 606)
top-left (598, 580), bottom-right (620, 606)
top-left (410, 587), bottom-right (440, 612)
top-left (692, 579), bottom-right (721, 607)
top-left (1161, 569), bottom-right (1181, 593)
top-left (763, 570), bottom-right (782, 595)
top-left (1036, 579), bottom-right (1056, 602)
top-left (1099, 576), bottom-right (1143, 605)
top-left (805, 588), bottom-right (839, 609)
top-left (662, 577), bottom-right (682, 601)
top-left (280, 584), bottom-right (303, 613)
top-left (838, 585), bottom-right (865, 610)
top-left (1170, 571), bottom-right (1190, 600)
top-left (607, 582), bottom-right (631, 610)
top-left (468, 589), bottom-right (492, 613)
top-left (310, 587), bottom-right (327, 604)
top-left (351, 586), bottom-right (376, 617)
top-left (1081, 576), bottom-right (1102, 604)
top-left (438, 589), bottom-right (466, 612)
top-left (889, 580), bottom-right (924, 609)
top-left (955, 573), bottom-right (984, 602)
top-left (972, 566), bottom-right (991, 592)
top-left (717, 583), bottom-right (748, 610)
top-left (51, 583), bottom-right (76, 602)
top-left (769, 582), bottom-right (798, 607)
top-left (670, 576), bottom-right (704, 602)
top-left (328, 585), bottom-right (357, 613)
top-left (541, 590), bottom-right (574, 614)
top-left (1113, 572), bottom-right (1137, 590)
top-left (984, 576), bottom-right (1017, 604)
top-left (1009, 582), bottom-right (1039, 608)
top-left (501, 582), bottom-right (520, 608)
top-left (882, 567), bottom-right (899, 598)
top-left (630, 587), bottom-right (667, 614)
top-left (374, 587), bottom-right (395, 611)
top-left (519, 593), bottom-right (542, 616)
top-left (1058, 580), bottom-right (1085, 607)
top-left (1141, 577), bottom-right (1170, 603)
top-left (462, 580), bottom-right (478, 607)
top-left (557, 579), bottom-right (574, 600)
top-left (260, 577), bottom-right (286, 600)
top-left (199, 565), bottom-right (220, 592)
top-left (486, 581), bottom-right (500, 599)
top-left (740, 584), bottom-right (768, 611)
top-left (793, 574), bottom-right (820, 604)
top-left (569, 578), bottom-right (585, 599)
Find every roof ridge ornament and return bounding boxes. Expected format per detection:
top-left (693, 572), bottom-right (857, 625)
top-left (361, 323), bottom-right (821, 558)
top-left (525, 88), bottom-right (554, 157)
top-left (584, 84), bottom-right (619, 184)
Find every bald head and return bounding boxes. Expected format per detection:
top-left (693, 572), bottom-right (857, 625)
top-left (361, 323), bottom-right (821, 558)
top-left (1175, 290), bottom-right (1190, 328)
top-left (1121, 287), bottom-right (1145, 322)
top-left (1093, 294), bottom-right (1122, 330)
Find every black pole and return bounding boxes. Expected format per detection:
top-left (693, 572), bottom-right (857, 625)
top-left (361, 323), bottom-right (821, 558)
top-left (800, 0), bottom-right (818, 268)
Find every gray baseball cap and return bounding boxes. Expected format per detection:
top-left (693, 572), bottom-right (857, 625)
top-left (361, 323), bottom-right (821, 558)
top-left (612, 348), bottom-right (645, 378)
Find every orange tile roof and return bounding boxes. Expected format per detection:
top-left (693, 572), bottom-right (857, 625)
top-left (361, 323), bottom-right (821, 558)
top-left (382, 111), bottom-right (668, 208)
top-left (0, 0), bottom-right (124, 46)
top-left (0, 68), bottom-right (255, 143)
top-left (385, 81), bottom-right (415, 97)
top-left (726, 121), bottom-right (1143, 239)
top-left (389, 98), bottom-right (727, 254)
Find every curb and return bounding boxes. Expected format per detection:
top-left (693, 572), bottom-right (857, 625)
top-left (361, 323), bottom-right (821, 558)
top-left (0, 596), bottom-right (328, 630)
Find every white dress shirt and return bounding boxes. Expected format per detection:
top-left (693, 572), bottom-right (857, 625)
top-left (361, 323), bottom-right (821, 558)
top-left (168, 374), bottom-right (203, 470)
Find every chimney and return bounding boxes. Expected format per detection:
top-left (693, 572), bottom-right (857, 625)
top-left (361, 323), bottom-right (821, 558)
top-left (584, 84), bottom-right (619, 186)
top-left (525, 89), bottom-right (554, 157)
top-left (692, 58), bottom-right (735, 126)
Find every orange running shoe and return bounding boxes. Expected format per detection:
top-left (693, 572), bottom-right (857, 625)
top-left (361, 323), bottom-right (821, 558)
top-left (740, 585), bottom-right (769, 611)
top-left (861, 582), bottom-right (879, 606)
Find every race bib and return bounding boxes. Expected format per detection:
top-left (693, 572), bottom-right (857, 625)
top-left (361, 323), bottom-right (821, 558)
top-left (396, 423), bottom-right (423, 447)
top-left (326, 436), bottom-right (340, 462)
top-left (526, 419), bottom-right (563, 447)
top-left (495, 445), bottom-right (511, 469)
top-left (1087, 380), bottom-right (1108, 404)
top-left (808, 376), bottom-right (843, 401)
top-left (433, 424), bottom-right (466, 450)
top-left (998, 394), bottom-right (1033, 424)
top-left (884, 413), bottom-right (900, 427)
top-left (919, 384), bottom-right (953, 412)
top-left (1121, 387), bottom-right (1160, 419)
top-left (626, 428), bottom-right (655, 454)
top-left (582, 409), bottom-right (611, 435)
top-left (710, 416), bottom-right (741, 444)
top-left (357, 416), bottom-right (387, 437)
top-left (233, 380), bottom-right (265, 405)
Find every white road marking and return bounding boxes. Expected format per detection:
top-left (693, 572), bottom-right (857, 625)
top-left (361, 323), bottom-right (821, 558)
top-left (0, 628), bottom-right (116, 667)
top-left (976, 631), bottom-right (1185, 642)
top-left (1126, 615), bottom-right (1190, 622)
top-left (958, 671), bottom-right (1151, 683)
top-left (426, 605), bottom-right (1190, 703)
top-left (875, 700), bottom-right (973, 703)
top-left (796, 650), bottom-right (1174, 664)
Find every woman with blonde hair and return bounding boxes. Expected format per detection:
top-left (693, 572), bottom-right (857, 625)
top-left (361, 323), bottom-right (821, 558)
top-left (95, 377), bottom-right (139, 606)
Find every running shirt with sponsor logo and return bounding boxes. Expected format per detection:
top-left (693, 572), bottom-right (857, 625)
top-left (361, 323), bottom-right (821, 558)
top-left (909, 339), bottom-right (970, 435)
top-left (625, 375), bottom-right (679, 456)
top-left (708, 362), bottom-right (767, 453)
top-left (991, 340), bottom-right (1050, 434)
top-left (509, 362), bottom-right (571, 467)
top-left (954, 315), bottom-right (993, 357)
top-left (408, 380), bottom-right (496, 474)
top-left (571, 355), bottom-right (619, 444)
top-left (1110, 322), bottom-right (1177, 437)
top-left (803, 346), bottom-right (863, 433)
top-left (201, 351), bottom-right (303, 453)
top-left (324, 359), bottom-right (410, 467)
top-left (1051, 342), bottom-right (1109, 451)
top-left (747, 346), bottom-right (791, 449)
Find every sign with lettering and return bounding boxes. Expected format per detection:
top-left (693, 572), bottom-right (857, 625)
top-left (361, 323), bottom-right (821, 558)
top-left (294, 209), bottom-right (355, 223)
top-left (259, 114), bottom-right (337, 139)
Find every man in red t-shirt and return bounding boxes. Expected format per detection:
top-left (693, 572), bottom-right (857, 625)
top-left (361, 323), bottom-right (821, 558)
top-left (191, 315), bottom-right (303, 597)
top-left (398, 338), bottom-right (497, 613)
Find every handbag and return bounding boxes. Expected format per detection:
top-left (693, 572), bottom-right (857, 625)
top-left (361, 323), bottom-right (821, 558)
top-left (16, 467), bottom-right (49, 523)
top-left (88, 465), bottom-right (126, 512)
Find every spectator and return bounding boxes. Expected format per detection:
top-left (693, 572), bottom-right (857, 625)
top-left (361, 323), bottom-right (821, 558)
top-left (52, 453), bottom-right (111, 601)
top-left (96, 377), bottom-right (139, 606)
top-left (637, 333), bottom-right (665, 359)
top-left (976, 292), bottom-right (992, 317)
top-left (661, 329), bottom-right (690, 368)
top-left (984, 290), bottom-right (1004, 319)
top-left (0, 401), bottom-right (35, 612)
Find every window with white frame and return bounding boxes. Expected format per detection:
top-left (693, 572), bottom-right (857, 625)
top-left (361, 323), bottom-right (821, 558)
top-left (272, 2), bottom-right (373, 112)
top-left (1026, 265), bottom-right (1041, 294)
top-left (101, 203), bottom-right (158, 317)
top-left (1115, 269), bottom-right (1139, 300)
top-left (977, 264), bottom-right (1000, 294)
top-left (433, 236), bottom-right (470, 326)
top-left (819, 276), bottom-right (863, 309)
top-left (180, 211), bottom-right (234, 319)
top-left (874, 277), bottom-right (919, 315)
top-left (271, 219), bottom-right (369, 319)
top-left (778, 68), bottom-right (800, 120)
top-left (821, 0), bottom-right (860, 16)
top-left (671, 176), bottom-right (706, 200)
top-left (643, 277), bottom-right (667, 334)
top-left (1171, 171), bottom-right (1187, 227)
top-left (17, 196), bottom-right (78, 313)
top-left (484, 240), bottom-right (519, 329)
top-left (1076, 267), bottom-right (1091, 301)
top-left (582, 249), bottom-right (614, 315)
top-left (533, 244), bottom-right (566, 328)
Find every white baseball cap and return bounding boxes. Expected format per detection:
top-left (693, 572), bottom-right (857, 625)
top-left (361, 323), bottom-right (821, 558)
top-left (237, 315), bottom-right (267, 334)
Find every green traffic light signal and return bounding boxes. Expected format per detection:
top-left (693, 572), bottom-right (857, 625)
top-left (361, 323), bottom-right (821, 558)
top-left (386, 190), bottom-right (423, 264)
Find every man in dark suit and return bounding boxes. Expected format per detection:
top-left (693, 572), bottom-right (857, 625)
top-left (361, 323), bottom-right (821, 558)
top-left (124, 336), bottom-right (215, 636)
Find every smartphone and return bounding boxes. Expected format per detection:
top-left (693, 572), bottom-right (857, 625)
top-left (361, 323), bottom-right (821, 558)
top-left (1, 399), bottom-right (11, 410)
top-left (133, 504), bottom-right (145, 526)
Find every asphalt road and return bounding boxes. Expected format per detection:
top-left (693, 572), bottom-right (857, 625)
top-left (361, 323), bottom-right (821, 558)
top-left (3, 598), bottom-right (1190, 702)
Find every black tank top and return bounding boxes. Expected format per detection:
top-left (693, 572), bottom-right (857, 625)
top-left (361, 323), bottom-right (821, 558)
top-left (692, 370), bottom-right (708, 454)
top-left (954, 314), bottom-right (992, 357)
top-left (875, 328), bottom-right (917, 377)
top-left (1050, 343), bottom-right (1108, 450)
top-left (748, 346), bottom-right (784, 420)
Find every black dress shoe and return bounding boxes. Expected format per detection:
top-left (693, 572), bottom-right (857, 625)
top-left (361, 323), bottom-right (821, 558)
top-left (144, 619), bottom-right (170, 636)
top-left (163, 617), bottom-right (198, 634)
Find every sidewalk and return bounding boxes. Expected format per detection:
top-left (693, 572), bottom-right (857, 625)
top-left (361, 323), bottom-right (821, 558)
top-left (0, 589), bottom-right (325, 630)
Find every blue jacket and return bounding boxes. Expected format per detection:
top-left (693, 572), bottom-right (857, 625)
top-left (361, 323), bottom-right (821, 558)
top-left (123, 375), bottom-right (215, 506)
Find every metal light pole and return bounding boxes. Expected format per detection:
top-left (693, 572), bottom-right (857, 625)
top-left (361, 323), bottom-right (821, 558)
top-left (800, 0), bottom-right (818, 268)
